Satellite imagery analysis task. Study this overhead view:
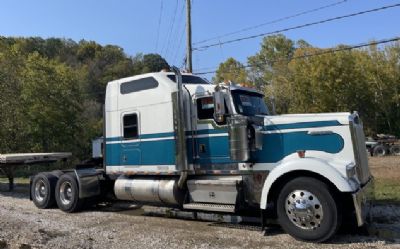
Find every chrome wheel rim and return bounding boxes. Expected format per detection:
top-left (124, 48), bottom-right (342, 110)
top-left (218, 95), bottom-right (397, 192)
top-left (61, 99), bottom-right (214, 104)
top-left (34, 179), bottom-right (47, 202)
top-left (285, 190), bottom-right (323, 230)
top-left (59, 181), bottom-right (73, 206)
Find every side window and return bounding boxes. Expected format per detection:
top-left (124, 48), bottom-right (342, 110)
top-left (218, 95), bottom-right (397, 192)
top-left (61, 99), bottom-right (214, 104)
top-left (123, 113), bottom-right (138, 139)
top-left (120, 77), bottom-right (158, 94)
top-left (197, 97), bottom-right (214, 120)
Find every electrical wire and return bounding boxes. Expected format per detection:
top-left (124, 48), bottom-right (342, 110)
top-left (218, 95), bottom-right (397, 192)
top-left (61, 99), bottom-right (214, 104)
top-left (193, 3), bottom-right (400, 51)
top-left (168, 2), bottom-right (186, 63)
top-left (172, 22), bottom-right (186, 65)
top-left (155, 0), bottom-right (164, 52)
top-left (194, 0), bottom-right (349, 45)
top-left (162, 0), bottom-right (179, 58)
top-left (194, 36), bottom-right (400, 75)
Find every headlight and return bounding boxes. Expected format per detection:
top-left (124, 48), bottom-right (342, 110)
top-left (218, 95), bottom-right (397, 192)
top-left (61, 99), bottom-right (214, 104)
top-left (346, 163), bottom-right (357, 178)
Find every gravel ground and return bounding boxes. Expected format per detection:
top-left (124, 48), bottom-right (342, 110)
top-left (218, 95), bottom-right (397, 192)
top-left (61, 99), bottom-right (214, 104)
top-left (0, 187), bottom-right (399, 249)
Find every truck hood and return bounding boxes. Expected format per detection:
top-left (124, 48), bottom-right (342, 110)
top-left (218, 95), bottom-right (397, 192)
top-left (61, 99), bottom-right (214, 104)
top-left (262, 112), bottom-right (352, 128)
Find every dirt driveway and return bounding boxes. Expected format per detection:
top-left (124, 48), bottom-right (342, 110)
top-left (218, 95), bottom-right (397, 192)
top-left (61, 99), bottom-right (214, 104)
top-left (0, 187), bottom-right (399, 249)
top-left (1, 156), bottom-right (400, 249)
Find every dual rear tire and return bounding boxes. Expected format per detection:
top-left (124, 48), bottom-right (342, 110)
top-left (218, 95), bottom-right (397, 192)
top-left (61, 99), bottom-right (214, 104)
top-left (31, 172), bottom-right (84, 213)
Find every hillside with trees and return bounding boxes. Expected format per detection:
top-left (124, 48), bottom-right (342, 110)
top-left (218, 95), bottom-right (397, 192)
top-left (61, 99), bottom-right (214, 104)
top-left (1, 35), bottom-right (399, 161)
top-left (0, 37), bottom-right (169, 160)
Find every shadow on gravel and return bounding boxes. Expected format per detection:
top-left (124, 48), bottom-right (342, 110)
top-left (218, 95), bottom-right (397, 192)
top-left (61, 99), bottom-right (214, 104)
top-left (0, 183), bottom-right (30, 199)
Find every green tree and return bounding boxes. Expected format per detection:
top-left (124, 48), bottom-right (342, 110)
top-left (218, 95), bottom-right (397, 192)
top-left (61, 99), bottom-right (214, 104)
top-left (0, 48), bottom-right (29, 153)
top-left (248, 35), bottom-right (295, 113)
top-left (20, 53), bottom-right (85, 156)
top-left (214, 57), bottom-right (248, 84)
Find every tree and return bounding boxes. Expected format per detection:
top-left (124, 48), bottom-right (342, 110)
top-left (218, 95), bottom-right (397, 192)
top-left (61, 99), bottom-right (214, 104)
top-left (0, 48), bottom-right (29, 153)
top-left (20, 53), bottom-right (85, 156)
top-left (214, 57), bottom-right (248, 84)
top-left (142, 53), bottom-right (169, 73)
top-left (248, 35), bottom-right (296, 113)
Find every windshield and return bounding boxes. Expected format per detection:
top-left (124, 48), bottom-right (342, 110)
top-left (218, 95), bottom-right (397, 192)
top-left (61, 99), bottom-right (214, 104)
top-left (231, 90), bottom-right (269, 116)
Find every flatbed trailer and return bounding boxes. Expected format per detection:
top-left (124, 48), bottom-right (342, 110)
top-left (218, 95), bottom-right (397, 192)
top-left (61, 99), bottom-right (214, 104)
top-left (0, 153), bottom-right (71, 191)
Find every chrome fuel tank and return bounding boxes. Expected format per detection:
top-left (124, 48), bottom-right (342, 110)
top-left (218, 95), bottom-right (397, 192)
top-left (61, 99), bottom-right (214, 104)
top-left (114, 176), bottom-right (185, 205)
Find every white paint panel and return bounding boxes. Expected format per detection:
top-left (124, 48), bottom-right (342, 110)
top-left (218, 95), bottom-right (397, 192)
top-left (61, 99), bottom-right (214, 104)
top-left (259, 157), bottom-right (358, 209)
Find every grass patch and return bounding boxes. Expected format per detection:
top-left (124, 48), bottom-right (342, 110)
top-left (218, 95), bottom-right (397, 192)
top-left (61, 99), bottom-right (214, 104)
top-left (0, 177), bottom-right (30, 184)
top-left (372, 178), bottom-right (400, 203)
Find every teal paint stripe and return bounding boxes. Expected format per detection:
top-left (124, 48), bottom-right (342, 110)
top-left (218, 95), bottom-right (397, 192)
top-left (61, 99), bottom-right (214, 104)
top-left (106, 139), bottom-right (176, 166)
top-left (194, 129), bottom-right (228, 135)
top-left (105, 131), bottom-right (175, 142)
top-left (106, 120), bottom-right (341, 142)
top-left (264, 120), bottom-right (342, 131)
top-left (105, 137), bottom-right (120, 142)
top-left (106, 130), bottom-right (345, 166)
top-left (252, 131), bottom-right (344, 163)
top-left (141, 132), bottom-right (175, 139)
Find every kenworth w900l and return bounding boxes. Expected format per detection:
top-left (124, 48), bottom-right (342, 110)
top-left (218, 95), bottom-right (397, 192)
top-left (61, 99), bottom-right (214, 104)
top-left (30, 68), bottom-right (372, 242)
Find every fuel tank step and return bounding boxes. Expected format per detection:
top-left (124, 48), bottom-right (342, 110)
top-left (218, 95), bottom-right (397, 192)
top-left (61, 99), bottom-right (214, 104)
top-left (183, 203), bottom-right (235, 213)
top-left (187, 176), bottom-right (242, 205)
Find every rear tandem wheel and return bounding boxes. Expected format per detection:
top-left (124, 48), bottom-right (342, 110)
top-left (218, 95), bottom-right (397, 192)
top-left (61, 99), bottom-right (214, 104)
top-left (55, 172), bottom-right (85, 213)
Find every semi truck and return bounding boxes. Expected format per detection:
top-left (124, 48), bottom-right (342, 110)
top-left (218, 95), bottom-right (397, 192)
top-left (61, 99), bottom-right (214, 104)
top-left (30, 67), bottom-right (372, 242)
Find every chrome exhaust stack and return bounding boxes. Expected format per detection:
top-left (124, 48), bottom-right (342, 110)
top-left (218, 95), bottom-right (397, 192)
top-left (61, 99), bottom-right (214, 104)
top-left (171, 66), bottom-right (188, 189)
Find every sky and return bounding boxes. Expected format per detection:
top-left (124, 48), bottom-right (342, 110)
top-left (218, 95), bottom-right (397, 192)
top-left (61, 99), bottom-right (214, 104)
top-left (0, 0), bottom-right (398, 79)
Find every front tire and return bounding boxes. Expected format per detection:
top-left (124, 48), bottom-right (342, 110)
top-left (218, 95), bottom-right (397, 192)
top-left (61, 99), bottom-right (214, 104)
top-left (276, 177), bottom-right (341, 242)
top-left (55, 173), bottom-right (84, 213)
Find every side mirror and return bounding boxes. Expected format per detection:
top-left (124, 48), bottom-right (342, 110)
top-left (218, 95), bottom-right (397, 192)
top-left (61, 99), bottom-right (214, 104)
top-left (213, 91), bottom-right (226, 123)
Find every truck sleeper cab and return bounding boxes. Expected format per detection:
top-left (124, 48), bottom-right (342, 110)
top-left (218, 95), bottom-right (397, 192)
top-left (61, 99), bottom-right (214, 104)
top-left (30, 69), bottom-right (372, 242)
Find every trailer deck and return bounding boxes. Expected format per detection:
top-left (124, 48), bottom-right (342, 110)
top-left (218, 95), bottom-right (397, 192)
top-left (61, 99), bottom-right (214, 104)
top-left (0, 152), bottom-right (71, 191)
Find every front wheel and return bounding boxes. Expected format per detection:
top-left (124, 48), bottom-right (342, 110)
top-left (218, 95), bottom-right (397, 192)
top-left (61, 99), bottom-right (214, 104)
top-left (55, 173), bottom-right (84, 213)
top-left (276, 177), bottom-right (341, 242)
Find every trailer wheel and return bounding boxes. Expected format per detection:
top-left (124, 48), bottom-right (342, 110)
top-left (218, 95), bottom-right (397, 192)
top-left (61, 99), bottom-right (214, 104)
top-left (390, 145), bottom-right (400, 156)
top-left (276, 177), bottom-right (341, 242)
top-left (31, 173), bottom-right (57, 209)
top-left (372, 145), bottom-right (386, 157)
top-left (55, 173), bottom-right (84, 213)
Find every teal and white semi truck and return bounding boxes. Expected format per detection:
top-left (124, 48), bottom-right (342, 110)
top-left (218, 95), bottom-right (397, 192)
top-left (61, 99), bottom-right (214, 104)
top-left (30, 68), bottom-right (372, 242)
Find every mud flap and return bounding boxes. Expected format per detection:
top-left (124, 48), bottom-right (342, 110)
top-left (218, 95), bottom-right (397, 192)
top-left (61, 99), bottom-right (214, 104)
top-left (74, 168), bottom-right (103, 199)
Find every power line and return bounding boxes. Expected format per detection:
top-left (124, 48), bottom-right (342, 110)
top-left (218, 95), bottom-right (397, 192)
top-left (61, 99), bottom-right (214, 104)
top-left (155, 0), bottom-right (164, 52)
top-left (168, 1), bottom-right (185, 62)
top-left (194, 36), bottom-right (400, 75)
top-left (172, 21), bottom-right (186, 65)
top-left (193, 3), bottom-right (400, 51)
top-left (194, 0), bottom-right (349, 45)
top-left (162, 0), bottom-right (179, 58)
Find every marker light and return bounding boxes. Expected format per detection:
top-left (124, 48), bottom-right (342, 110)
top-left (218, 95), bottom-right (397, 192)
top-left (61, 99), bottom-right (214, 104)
top-left (297, 150), bottom-right (306, 158)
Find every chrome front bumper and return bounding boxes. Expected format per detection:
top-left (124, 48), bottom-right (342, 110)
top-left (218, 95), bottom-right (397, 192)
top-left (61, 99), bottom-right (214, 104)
top-left (352, 177), bottom-right (374, 226)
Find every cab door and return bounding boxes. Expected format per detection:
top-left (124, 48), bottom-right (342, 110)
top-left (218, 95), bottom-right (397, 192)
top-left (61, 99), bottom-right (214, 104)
top-left (120, 111), bottom-right (141, 165)
top-left (194, 96), bottom-right (230, 164)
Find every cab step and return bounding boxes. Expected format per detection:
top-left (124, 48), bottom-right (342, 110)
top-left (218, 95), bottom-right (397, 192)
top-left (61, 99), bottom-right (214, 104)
top-left (183, 203), bottom-right (235, 213)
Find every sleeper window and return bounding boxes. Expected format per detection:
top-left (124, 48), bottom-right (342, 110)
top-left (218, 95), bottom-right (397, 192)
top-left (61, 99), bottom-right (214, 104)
top-left (123, 114), bottom-right (138, 139)
top-left (120, 77), bottom-right (159, 94)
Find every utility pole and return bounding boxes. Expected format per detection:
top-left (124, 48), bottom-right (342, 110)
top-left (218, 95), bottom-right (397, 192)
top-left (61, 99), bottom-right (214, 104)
top-left (186, 0), bottom-right (193, 73)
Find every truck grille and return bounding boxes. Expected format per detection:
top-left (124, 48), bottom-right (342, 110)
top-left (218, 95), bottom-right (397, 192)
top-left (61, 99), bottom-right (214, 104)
top-left (349, 116), bottom-right (371, 184)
